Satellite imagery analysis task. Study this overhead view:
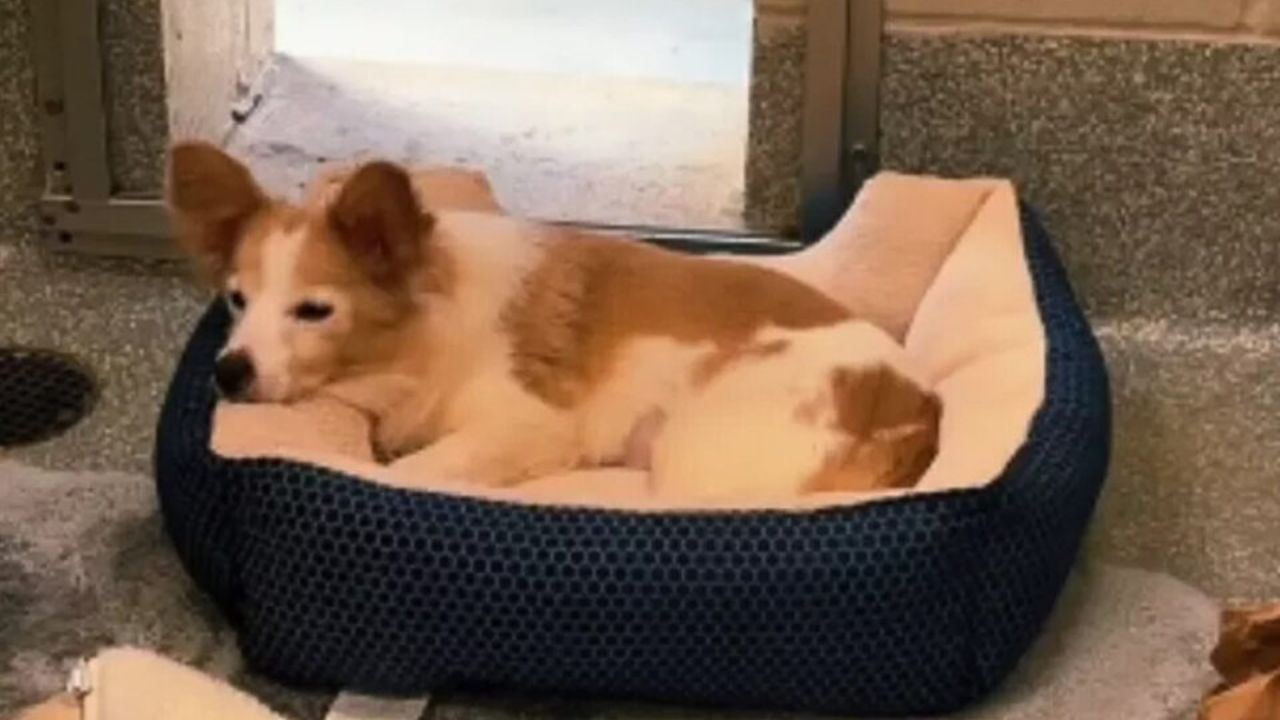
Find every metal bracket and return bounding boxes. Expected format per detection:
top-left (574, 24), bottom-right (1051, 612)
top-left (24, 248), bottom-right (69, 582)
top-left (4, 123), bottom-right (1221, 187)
top-left (38, 195), bottom-right (175, 256)
top-left (28, 0), bottom-right (177, 256)
top-left (799, 0), bottom-right (883, 241)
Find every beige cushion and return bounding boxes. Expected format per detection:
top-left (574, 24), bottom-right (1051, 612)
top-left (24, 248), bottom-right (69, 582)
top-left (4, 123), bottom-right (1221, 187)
top-left (759, 172), bottom-right (1002, 341)
top-left (905, 183), bottom-right (1044, 490)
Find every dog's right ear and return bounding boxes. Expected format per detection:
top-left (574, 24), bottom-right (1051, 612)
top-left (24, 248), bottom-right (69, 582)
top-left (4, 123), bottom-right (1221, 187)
top-left (167, 142), bottom-right (265, 280)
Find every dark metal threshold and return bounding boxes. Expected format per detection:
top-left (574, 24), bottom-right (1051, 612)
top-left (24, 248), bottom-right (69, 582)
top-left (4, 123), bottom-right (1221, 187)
top-left (547, 220), bottom-right (804, 255)
top-left (35, 195), bottom-right (803, 259)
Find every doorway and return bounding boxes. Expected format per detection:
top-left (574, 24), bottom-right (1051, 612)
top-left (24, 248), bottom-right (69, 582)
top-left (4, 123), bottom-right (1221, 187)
top-left (233, 0), bottom-right (753, 229)
top-left (30, 0), bottom-right (879, 256)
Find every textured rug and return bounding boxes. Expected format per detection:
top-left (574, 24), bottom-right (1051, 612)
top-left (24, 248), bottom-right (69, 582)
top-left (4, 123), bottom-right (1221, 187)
top-left (0, 459), bottom-right (1220, 720)
top-left (0, 460), bottom-right (331, 719)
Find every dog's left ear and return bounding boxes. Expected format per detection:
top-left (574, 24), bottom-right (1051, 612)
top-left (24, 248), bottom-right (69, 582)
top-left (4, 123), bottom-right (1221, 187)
top-left (167, 142), bottom-right (266, 281)
top-left (328, 161), bottom-right (432, 285)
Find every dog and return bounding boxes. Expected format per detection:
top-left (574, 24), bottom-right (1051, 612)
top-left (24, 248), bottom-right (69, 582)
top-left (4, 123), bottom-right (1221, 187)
top-left (167, 142), bottom-right (940, 501)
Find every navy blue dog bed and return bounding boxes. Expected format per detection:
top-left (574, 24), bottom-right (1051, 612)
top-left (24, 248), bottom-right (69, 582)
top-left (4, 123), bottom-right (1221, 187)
top-left (154, 205), bottom-right (1109, 716)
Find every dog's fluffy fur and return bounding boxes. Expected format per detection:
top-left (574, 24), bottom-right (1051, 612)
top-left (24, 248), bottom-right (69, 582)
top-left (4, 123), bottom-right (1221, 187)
top-left (167, 143), bottom-right (939, 502)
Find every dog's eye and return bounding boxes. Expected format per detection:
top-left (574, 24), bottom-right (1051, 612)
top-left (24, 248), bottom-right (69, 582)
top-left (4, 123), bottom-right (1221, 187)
top-left (293, 300), bottom-right (334, 322)
top-left (226, 290), bottom-right (247, 311)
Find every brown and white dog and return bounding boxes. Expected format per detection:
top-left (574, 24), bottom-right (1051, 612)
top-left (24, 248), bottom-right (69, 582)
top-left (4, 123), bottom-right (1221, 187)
top-left (167, 142), bottom-right (940, 502)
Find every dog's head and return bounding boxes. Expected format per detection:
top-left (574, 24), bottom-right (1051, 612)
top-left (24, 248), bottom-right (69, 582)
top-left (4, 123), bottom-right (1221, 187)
top-left (167, 143), bottom-right (434, 403)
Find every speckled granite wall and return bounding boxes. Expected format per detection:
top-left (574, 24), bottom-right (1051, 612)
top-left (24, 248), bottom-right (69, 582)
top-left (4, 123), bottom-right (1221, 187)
top-left (880, 30), bottom-right (1280, 600)
top-left (749, 25), bottom-right (1280, 317)
top-left (102, 0), bottom-right (170, 194)
top-left (744, 2), bottom-right (805, 232)
top-left (1092, 320), bottom-right (1280, 602)
top-left (0, 0), bottom-right (42, 237)
top-left (881, 31), bottom-right (1280, 322)
top-left (748, 24), bottom-right (1280, 321)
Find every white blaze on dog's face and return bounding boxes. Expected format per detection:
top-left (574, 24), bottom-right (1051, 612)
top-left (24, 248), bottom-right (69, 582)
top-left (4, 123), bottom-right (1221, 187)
top-left (167, 142), bottom-right (434, 403)
top-left (220, 223), bottom-right (345, 402)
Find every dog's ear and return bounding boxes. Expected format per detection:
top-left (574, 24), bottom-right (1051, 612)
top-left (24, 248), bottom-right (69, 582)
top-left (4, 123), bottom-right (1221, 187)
top-left (327, 161), bottom-right (431, 286)
top-left (167, 142), bottom-right (265, 280)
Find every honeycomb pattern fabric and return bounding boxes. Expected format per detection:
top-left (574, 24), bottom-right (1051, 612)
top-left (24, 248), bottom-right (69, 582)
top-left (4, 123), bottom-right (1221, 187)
top-left (0, 348), bottom-right (97, 447)
top-left (154, 206), bottom-right (1111, 716)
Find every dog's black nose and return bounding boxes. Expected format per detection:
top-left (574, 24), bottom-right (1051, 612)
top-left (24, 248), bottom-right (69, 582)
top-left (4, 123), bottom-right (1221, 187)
top-left (214, 351), bottom-right (255, 400)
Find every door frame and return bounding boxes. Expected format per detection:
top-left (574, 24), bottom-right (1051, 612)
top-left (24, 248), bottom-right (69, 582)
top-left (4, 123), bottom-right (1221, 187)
top-left (29, 0), bottom-right (881, 257)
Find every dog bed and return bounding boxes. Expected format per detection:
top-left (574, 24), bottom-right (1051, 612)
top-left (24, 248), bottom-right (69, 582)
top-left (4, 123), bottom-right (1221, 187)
top-left (154, 173), bottom-right (1110, 716)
